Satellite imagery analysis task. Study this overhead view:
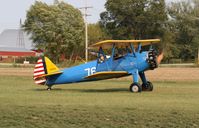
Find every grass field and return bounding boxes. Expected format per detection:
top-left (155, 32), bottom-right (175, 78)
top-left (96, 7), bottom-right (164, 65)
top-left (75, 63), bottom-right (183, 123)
top-left (0, 74), bottom-right (199, 128)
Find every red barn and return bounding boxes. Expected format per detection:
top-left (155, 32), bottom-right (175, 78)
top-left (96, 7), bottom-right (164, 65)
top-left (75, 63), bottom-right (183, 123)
top-left (0, 47), bottom-right (36, 63)
top-left (0, 47), bottom-right (36, 57)
top-left (0, 29), bottom-right (37, 63)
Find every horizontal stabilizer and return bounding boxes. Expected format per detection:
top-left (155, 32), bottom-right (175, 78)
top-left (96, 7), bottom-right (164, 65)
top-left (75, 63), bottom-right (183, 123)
top-left (41, 71), bottom-right (63, 77)
top-left (85, 71), bottom-right (128, 80)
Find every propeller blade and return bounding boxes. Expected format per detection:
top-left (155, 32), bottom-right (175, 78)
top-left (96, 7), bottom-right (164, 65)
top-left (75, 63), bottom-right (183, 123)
top-left (157, 52), bottom-right (164, 64)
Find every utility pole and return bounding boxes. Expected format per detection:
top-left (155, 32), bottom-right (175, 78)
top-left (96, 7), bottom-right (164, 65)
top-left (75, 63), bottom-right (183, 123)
top-left (79, 0), bottom-right (93, 63)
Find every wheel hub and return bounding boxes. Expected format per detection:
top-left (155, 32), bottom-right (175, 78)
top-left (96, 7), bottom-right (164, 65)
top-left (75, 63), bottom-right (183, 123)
top-left (132, 86), bottom-right (139, 92)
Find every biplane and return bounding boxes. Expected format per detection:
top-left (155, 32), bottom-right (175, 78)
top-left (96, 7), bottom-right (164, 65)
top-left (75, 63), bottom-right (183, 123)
top-left (33, 39), bottom-right (163, 92)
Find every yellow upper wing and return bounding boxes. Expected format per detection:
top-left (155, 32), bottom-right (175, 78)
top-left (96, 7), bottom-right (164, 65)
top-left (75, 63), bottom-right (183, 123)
top-left (89, 39), bottom-right (160, 50)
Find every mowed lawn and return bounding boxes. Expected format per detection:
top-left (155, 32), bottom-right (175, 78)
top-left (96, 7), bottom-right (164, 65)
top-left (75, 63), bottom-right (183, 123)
top-left (0, 76), bottom-right (199, 128)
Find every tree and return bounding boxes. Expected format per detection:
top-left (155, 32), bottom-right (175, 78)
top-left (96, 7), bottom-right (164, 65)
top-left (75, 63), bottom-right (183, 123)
top-left (23, 1), bottom-right (84, 63)
top-left (100, 0), bottom-right (167, 40)
top-left (88, 23), bottom-right (111, 45)
top-left (167, 0), bottom-right (199, 61)
top-left (87, 23), bottom-right (111, 60)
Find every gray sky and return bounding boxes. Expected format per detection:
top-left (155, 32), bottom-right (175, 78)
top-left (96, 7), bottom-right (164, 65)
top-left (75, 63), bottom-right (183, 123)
top-left (0, 0), bottom-right (106, 33)
top-left (0, 0), bottom-right (178, 33)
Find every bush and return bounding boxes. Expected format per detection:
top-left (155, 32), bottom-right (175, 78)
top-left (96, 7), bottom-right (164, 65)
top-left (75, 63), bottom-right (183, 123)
top-left (15, 57), bottom-right (39, 64)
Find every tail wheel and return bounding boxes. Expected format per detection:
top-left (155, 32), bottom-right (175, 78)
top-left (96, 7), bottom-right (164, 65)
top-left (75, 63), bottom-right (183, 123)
top-left (47, 87), bottom-right (52, 91)
top-left (129, 83), bottom-right (142, 93)
top-left (142, 81), bottom-right (153, 91)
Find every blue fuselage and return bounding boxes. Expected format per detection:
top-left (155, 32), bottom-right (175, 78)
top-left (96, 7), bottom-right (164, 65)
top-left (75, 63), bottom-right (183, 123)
top-left (46, 52), bottom-right (150, 86)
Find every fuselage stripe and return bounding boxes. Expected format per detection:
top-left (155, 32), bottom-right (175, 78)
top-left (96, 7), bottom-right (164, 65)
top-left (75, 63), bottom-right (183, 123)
top-left (34, 75), bottom-right (45, 79)
top-left (36, 62), bottom-right (43, 64)
top-left (35, 63), bottom-right (43, 67)
top-left (34, 67), bottom-right (44, 72)
top-left (34, 71), bottom-right (45, 76)
top-left (37, 59), bottom-right (43, 63)
top-left (35, 79), bottom-right (46, 84)
top-left (34, 70), bottom-right (44, 74)
top-left (35, 66), bottom-right (44, 69)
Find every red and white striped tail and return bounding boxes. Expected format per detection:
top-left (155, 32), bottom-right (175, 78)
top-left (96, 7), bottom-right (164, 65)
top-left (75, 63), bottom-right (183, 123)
top-left (33, 58), bottom-right (46, 85)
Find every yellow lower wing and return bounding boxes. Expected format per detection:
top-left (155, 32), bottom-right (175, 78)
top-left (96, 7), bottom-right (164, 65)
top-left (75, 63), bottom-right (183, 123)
top-left (85, 71), bottom-right (129, 79)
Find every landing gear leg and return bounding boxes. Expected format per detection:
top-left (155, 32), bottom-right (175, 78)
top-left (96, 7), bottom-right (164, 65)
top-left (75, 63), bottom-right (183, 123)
top-left (44, 81), bottom-right (52, 91)
top-left (139, 72), bottom-right (153, 91)
top-left (129, 69), bottom-right (142, 93)
top-left (47, 86), bottom-right (52, 91)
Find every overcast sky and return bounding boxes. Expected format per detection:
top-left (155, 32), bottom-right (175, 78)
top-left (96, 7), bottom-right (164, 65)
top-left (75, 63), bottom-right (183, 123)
top-left (0, 0), bottom-right (180, 33)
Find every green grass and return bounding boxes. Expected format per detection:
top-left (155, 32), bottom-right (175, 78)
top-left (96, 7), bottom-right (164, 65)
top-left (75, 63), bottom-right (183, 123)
top-left (0, 76), bottom-right (199, 128)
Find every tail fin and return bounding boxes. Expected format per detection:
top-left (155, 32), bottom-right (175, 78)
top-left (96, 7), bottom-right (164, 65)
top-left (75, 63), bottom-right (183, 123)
top-left (33, 57), bottom-right (62, 85)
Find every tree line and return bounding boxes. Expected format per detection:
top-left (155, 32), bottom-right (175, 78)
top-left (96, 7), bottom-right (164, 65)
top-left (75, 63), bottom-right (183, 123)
top-left (23, 0), bottom-right (199, 63)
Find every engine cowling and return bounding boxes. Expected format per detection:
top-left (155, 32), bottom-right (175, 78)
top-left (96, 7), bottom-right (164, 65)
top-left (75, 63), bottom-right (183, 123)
top-left (147, 50), bottom-right (158, 70)
top-left (147, 49), bottom-right (164, 70)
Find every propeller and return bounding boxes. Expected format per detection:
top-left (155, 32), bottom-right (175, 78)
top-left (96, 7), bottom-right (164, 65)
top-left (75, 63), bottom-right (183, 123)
top-left (147, 49), bottom-right (164, 70)
top-left (157, 51), bottom-right (164, 65)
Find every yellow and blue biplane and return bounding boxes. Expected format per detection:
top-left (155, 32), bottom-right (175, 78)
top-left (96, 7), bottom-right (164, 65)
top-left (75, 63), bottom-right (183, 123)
top-left (33, 39), bottom-right (163, 93)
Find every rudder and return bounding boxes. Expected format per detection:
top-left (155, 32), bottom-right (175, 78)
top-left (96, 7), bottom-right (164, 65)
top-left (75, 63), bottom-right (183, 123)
top-left (33, 57), bottom-right (47, 85)
top-left (33, 57), bottom-right (62, 85)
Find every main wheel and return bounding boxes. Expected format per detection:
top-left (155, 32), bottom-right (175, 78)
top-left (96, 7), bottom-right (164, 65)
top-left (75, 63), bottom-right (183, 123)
top-left (142, 81), bottom-right (153, 91)
top-left (129, 83), bottom-right (142, 93)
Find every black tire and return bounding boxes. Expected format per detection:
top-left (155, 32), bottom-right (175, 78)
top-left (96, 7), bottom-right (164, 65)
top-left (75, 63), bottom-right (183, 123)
top-left (142, 81), bottom-right (153, 91)
top-left (129, 83), bottom-right (142, 93)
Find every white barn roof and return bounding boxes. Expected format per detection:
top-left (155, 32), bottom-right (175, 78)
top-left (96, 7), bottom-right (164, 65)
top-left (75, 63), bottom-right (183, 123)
top-left (0, 47), bottom-right (32, 52)
top-left (0, 29), bottom-right (34, 50)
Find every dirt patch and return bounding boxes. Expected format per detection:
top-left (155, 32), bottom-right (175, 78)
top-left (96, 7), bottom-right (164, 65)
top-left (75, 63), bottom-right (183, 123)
top-left (146, 67), bottom-right (199, 82)
top-left (0, 67), bottom-right (199, 82)
top-left (121, 67), bottom-right (199, 82)
top-left (0, 68), bottom-right (33, 77)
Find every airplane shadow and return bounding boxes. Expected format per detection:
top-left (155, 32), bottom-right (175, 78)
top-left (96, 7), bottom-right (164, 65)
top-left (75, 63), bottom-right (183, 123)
top-left (32, 88), bottom-right (63, 92)
top-left (68, 88), bottom-right (129, 93)
top-left (32, 88), bottom-right (129, 93)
